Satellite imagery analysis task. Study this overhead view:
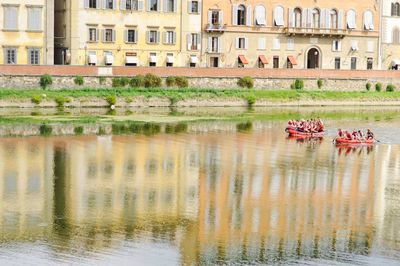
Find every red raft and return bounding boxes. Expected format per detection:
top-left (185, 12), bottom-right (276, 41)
top-left (334, 137), bottom-right (375, 145)
top-left (285, 127), bottom-right (325, 137)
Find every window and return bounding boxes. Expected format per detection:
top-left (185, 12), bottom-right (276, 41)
top-left (126, 0), bottom-right (139, 10)
top-left (210, 37), bottom-right (219, 53)
top-left (88, 28), bottom-right (98, 42)
top-left (188, 33), bottom-right (199, 50)
top-left (125, 29), bottom-right (137, 43)
top-left (4, 48), bottom-right (17, 64)
top-left (287, 38), bottom-right (294, 50)
top-left (287, 57), bottom-right (293, 69)
top-left (258, 57), bottom-right (265, 68)
top-left (105, 51), bottom-right (113, 65)
top-left (392, 3), bottom-right (400, 16)
top-left (189, 1), bottom-right (199, 13)
top-left (149, 0), bottom-right (158, 11)
top-left (210, 57), bottom-right (219, 67)
top-left (237, 5), bottom-right (246, 25)
top-left (89, 0), bottom-right (97, 8)
top-left (294, 8), bottom-right (301, 28)
top-left (258, 38), bottom-right (266, 50)
top-left (332, 40), bottom-right (341, 51)
top-left (211, 10), bottom-right (219, 24)
top-left (335, 57), bottom-right (340, 69)
top-left (165, 0), bottom-right (174, 12)
top-left (273, 56), bottom-right (279, 68)
top-left (3, 6), bottom-right (18, 30)
top-left (147, 30), bottom-right (159, 43)
top-left (255, 5), bottom-right (266, 26)
top-left (103, 29), bottom-right (115, 42)
top-left (149, 52), bottom-right (157, 66)
top-left (351, 57), bottom-right (357, 70)
top-left (347, 10), bottom-right (356, 29)
top-left (238, 57), bottom-right (244, 68)
top-left (106, 0), bottom-right (114, 9)
top-left (27, 7), bottom-right (42, 31)
top-left (367, 58), bottom-right (373, 70)
top-left (164, 31), bottom-right (175, 44)
top-left (236, 37), bottom-right (247, 49)
top-left (28, 48), bottom-right (40, 65)
top-left (393, 27), bottom-right (400, 44)
top-left (166, 53), bottom-right (173, 67)
top-left (312, 9), bottom-right (320, 28)
top-left (88, 51), bottom-right (97, 65)
top-left (273, 38), bottom-right (280, 50)
top-left (363, 10), bottom-right (374, 30)
top-left (330, 9), bottom-right (338, 29)
top-left (189, 55), bottom-right (197, 67)
top-left (367, 41), bottom-right (374, 52)
top-left (273, 6), bottom-right (284, 26)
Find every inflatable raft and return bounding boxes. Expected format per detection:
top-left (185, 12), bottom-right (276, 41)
top-left (285, 127), bottom-right (325, 138)
top-left (334, 137), bottom-right (375, 145)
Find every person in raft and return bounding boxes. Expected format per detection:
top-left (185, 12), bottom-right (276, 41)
top-left (287, 118), bottom-right (324, 133)
top-left (338, 129), bottom-right (374, 140)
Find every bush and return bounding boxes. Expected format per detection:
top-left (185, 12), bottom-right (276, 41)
top-left (74, 126), bottom-right (84, 135)
top-left (386, 84), bottom-right (396, 92)
top-left (112, 77), bottom-right (122, 87)
top-left (290, 83), bottom-right (295, 90)
top-left (246, 95), bottom-right (256, 107)
top-left (165, 76), bottom-right (176, 87)
top-left (120, 77), bottom-right (130, 87)
top-left (39, 74), bottom-right (52, 89)
top-left (366, 82), bottom-right (372, 91)
top-left (294, 79), bottom-right (304, 90)
top-left (74, 75), bottom-right (84, 86)
top-left (31, 95), bottom-right (42, 105)
top-left (143, 73), bottom-right (162, 88)
top-left (39, 124), bottom-right (52, 136)
top-left (317, 79), bottom-right (323, 89)
top-left (130, 75), bottom-right (144, 87)
top-left (55, 96), bottom-right (70, 108)
top-left (375, 82), bottom-right (382, 92)
top-left (237, 76), bottom-right (254, 89)
top-left (99, 76), bottom-right (106, 85)
top-left (175, 76), bottom-right (189, 88)
top-left (106, 95), bottom-right (117, 106)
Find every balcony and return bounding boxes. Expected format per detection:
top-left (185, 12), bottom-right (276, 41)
top-left (206, 23), bottom-right (227, 33)
top-left (284, 27), bottom-right (346, 38)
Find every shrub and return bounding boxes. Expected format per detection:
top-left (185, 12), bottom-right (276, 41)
top-left (74, 126), bottom-right (84, 135)
top-left (130, 75), bottom-right (144, 87)
top-left (366, 82), bottom-right (372, 91)
top-left (106, 95), bottom-right (117, 106)
top-left (39, 124), bottom-right (52, 136)
top-left (39, 74), bottom-right (52, 89)
top-left (175, 76), bottom-right (189, 88)
top-left (294, 79), bottom-right (304, 90)
top-left (166, 76), bottom-right (176, 87)
top-left (317, 79), bottom-right (323, 89)
top-left (143, 73), bottom-right (162, 88)
top-left (112, 77), bottom-right (122, 87)
top-left (290, 83), bottom-right (296, 90)
top-left (99, 76), bottom-right (106, 85)
top-left (237, 76), bottom-right (254, 89)
top-left (246, 95), bottom-right (256, 107)
top-left (386, 84), bottom-right (396, 92)
top-left (55, 96), bottom-right (71, 108)
top-left (31, 95), bottom-right (42, 105)
top-left (169, 96), bottom-right (179, 106)
top-left (375, 82), bottom-right (382, 92)
top-left (120, 77), bottom-right (130, 87)
top-left (74, 75), bottom-right (84, 86)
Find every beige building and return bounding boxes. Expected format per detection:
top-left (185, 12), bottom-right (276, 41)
top-left (54, 0), bottom-right (202, 67)
top-left (0, 0), bottom-right (54, 65)
top-left (381, 0), bottom-right (400, 69)
top-left (201, 0), bottom-right (380, 70)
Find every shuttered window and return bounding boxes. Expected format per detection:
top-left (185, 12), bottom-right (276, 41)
top-left (88, 27), bottom-right (99, 42)
top-left (273, 6), bottom-right (284, 26)
top-left (147, 30), bottom-right (160, 43)
top-left (273, 38), bottom-right (280, 50)
top-left (4, 48), bottom-right (17, 64)
top-left (187, 33), bottom-right (200, 50)
top-left (4, 6), bottom-right (18, 30)
top-left (125, 29), bottom-right (138, 43)
top-left (347, 9), bottom-right (356, 29)
top-left (287, 38), bottom-right (294, 50)
top-left (258, 38), bottom-right (266, 50)
top-left (189, 1), bottom-right (199, 13)
top-left (28, 48), bottom-right (40, 65)
top-left (255, 5), bottom-right (266, 26)
top-left (163, 30), bottom-right (176, 44)
top-left (164, 0), bottom-right (176, 12)
top-left (27, 7), bottom-right (42, 31)
top-left (363, 10), bottom-right (374, 30)
top-left (103, 29), bottom-right (115, 42)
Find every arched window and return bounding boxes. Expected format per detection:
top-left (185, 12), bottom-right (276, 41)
top-left (294, 8), bottom-right (302, 28)
top-left (330, 9), bottom-right (338, 29)
top-left (237, 5), bottom-right (246, 25)
top-left (312, 9), bottom-right (320, 28)
top-left (392, 3), bottom-right (400, 16)
top-left (393, 27), bottom-right (400, 44)
top-left (363, 10), bottom-right (374, 30)
top-left (255, 5), bottom-right (266, 26)
top-left (347, 9), bottom-right (356, 29)
top-left (273, 6), bottom-right (284, 26)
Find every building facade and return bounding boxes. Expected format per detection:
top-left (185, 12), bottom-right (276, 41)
top-left (381, 0), bottom-right (400, 69)
top-left (54, 0), bottom-right (201, 67)
top-left (0, 0), bottom-right (53, 65)
top-left (201, 0), bottom-right (380, 70)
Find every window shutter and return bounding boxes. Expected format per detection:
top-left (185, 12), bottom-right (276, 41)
top-left (208, 10), bottom-right (212, 24)
top-left (146, 0), bottom-right (151, 11)
top-left (326, 10), bottom-right (331, 29)
top-left (307, 8), bottom-right (312, 28)
top-left (232, 5), bottom-right (238, 25)
top-left (163, 31), bottom-right (167, 43)
top-left (288, 8), bottom-right (294, 27)
top-left (187, 34), bottom-right (192, 50)
top-left (320, 9), bottom-right (325, 28)
top-left (156, 31), bottom-right (160, 43)
top-left (157, 0), bottom-right (161, 11)
top-left (301, 9), bottom-right (307, 28)
top-left (138, 0), bottom-right (144, 11)
top-left (96, 0), bottom-right (100, 9)
top-left (102, 29), bottom-right (105, 42)
top-left (244, 38), bottom-right (249, 49)
top-left (103, 0), bottom-right (107, 9)
top-left (112, 29), bottom-right (116, 41)
top-left (28, 9), bottom-right (33, 30)
top-left (96, 29), bottom-right (100, 41)
top-left (124, 30), bottom-right (128, 42)
top-left (338, 10), bottom-right (343, 29)
top-left (208, 37), bottom-right (212, 52)
top-left (113, 0), bottom-right (117, 9)
top-left (258, 38), bottom-right (266, 50)
top-left (197, 34), bottom-right (201, 49)
top-left (246, 5), bottom-right (252, 26)
top-left (37, 8), bottom-right (42, 30)
top-left (88, 28), bottom-right (91, 41)
top-left (217, 38), bottom-right (222, 53)
top-left (163, 0), bottom-right (167, 12)
top-left (218, 11), bottom-right (223, 25)
top-left (338, 40), bottom-right (342, 51)
top-left (121, 0), bottom-right (126, 10)
top-left (146, 31), bottom-right (150, 43)
top-left (235, 37), bottom-right (239, 49)
top-left (134, 30), bottom-right (138, 43)
top-left (173, 0), bottom-right (177, 12)
top-left (173, 32), bottom-right (176, 44)
top-left (84, 0), bottom-right (89, 8)
top-left (331, 40), bottom-right (336, 51)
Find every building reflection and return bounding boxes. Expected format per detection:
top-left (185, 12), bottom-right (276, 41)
top-left (0, 128), bottom-right (398, 264)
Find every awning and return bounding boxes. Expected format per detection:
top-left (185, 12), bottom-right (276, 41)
top-left (166, 55), bottom-right (174, 63)
top-left (88, 54), bottom-right (97, 64)
top-left (105, 54), bottom-right (114, 64)
top-left (126, 56), bottom-right (138, 64)
top-left (259, 55), bottom-right (268, 64)
top-left (150, 55), bottom-right (157, 63)
top-left (392, 60), bottom-right (400, 66)
top-left (287, 56), bottom-right (297, 65)
top-left (238, 55), bottom-right (248, 64)
top-left (190, 55), bottom-right (198, 64)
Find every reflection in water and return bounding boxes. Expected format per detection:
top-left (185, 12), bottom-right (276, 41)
top-left (0, 122), bottom-right (399, 265)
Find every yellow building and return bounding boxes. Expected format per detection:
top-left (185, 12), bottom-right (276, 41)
top-left (54, 0), bottom-right (201, 67)
top-left (0, 0), bottom-right (53, 65)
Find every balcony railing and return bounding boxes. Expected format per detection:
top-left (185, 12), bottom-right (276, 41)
top-left (284, 27), bottom-right (346, 37)
top-left (206, 23), bottom-right (227, 32)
